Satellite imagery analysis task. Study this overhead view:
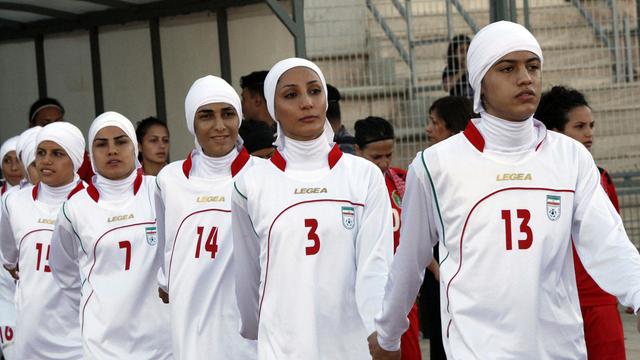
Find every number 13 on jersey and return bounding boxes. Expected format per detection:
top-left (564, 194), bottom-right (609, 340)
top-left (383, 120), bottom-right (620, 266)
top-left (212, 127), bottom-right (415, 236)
top-left (501, 209), bottom-right (533, 251)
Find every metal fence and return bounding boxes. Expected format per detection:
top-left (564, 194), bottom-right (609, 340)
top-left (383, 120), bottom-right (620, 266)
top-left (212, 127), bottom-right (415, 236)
top-left (305, 0), bottom-right (640, 245)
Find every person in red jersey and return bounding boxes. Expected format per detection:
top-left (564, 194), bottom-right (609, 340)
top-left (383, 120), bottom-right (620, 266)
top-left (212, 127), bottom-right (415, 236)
top-left (355, 116), bottom-right (421, 360)
top-left (536, 85), bottom-right (626, 360)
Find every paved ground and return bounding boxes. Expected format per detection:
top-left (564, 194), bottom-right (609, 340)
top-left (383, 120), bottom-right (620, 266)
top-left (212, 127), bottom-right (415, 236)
top-left (419, 308), bottom-right (640, 359)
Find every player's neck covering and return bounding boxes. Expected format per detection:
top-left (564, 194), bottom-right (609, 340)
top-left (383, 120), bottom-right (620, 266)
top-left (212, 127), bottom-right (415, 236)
top-left (184, 75), bottom-right (243, 153)
top-left (467, 21), bottom-right (543, 114)
top-left (88, 112), bottom-right (141, 201)
top-left (36, 122), bottom-right (86, 174)
top-left (0, 136), bottom-right (19, 164)
top-left (191, 147), bottom-right (239, 179)
top-left (16, 127), bottom-right (43, 183)
top-left (264, 57), bottom-right (335, 152)
top-left (475, 112), bottom-right (540, 153)
top-left (38, 177), bottom-right (80, 205)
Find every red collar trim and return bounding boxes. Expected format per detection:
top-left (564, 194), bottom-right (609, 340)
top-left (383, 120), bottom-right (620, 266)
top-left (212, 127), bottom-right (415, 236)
top-left (182, 151), bottom-right (193, 179)
top-left (270, 144), bottom-right (343, 172)
top-left (68, 182), bottom-right (86, 200)
top-left (463, 121), bottom-right (485, 152)
top-left (182, 148), bottom-right (251, 178)
top-left (327, 144), bottom-right (343, 169)
top-left (32, 182), bottom-right (39, 201)
top-left (231, 148), bottom-right (251, 177)
top-left (86, 168), bottom-right (143, 203)
top-left (133, 168), bottom-right (144, 194)
top-left (1, 182), bottom-right (6, 195)
top-left (270, 149), bottom-right (286, 172)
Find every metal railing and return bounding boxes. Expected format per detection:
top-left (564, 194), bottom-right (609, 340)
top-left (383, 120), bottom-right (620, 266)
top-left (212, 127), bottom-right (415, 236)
top-left (572, 0), bottom-right (637, 83)
top-left (365, 0), bottom-right (479, 95)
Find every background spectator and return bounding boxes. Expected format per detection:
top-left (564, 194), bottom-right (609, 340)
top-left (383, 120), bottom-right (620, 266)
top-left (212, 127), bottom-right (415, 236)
top-left (136, 116), bottom-right (170, 176)
top-left (442, 34), bottom-right (473, 98)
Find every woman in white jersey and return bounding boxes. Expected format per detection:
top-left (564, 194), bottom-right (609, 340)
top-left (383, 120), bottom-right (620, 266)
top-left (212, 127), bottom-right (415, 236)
top-left (0, 122), bottom-right (84, 359)
top-left (156, 75), bottom-right (257, 359)
top-left (232, 58), bottom-right (394, 360)
top-left (371, 21), bottom-right (640, 360)
top-left (0, 126), bottom-right (44, 359)
top-left (49, 112), bottom-right (172, 359)
top-left (0, 135), bottom-right (21, 358)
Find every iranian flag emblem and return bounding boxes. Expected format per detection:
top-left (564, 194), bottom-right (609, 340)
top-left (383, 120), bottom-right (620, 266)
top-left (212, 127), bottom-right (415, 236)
top-left (341, 206), bottom-right (356, 229)
top-left (546, 195), bottom-right (561, 221)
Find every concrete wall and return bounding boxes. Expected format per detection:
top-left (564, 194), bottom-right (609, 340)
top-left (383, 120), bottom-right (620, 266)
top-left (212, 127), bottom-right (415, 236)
top-left (0, 40), bottom-right (38, 140)
top-left (0, 2), bottom-right (296, 162)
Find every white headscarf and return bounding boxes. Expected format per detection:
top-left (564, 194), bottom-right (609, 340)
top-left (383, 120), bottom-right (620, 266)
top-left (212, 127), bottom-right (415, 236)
top-left (36, 122), bottom-right (86, 173)
top-left (263, 57), bottom-right (335, 150)
top-left (184, 75), bottom-right (243, 151)
top-left (467, 21), bottom-right (544, 113)
top-left (0, 136), bottom-right (19, 163)
top-left (88, 111), bottom-right (140, 173)
top-left (16, 126), bottom-right (43, 168)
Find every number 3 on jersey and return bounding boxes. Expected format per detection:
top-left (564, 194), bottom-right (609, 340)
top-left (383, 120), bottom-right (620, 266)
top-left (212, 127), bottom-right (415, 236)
top-left (304, 219), bottom-right (320, 256)
top-left (501, 209), bottom-right (533, 250)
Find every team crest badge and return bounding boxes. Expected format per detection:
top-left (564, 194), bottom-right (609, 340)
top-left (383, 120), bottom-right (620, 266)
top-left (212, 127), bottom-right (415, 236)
top-left (546, 195), bottom-right (561, 221)
top-left (392, 190), bottom-right (402, 208)
top-left (145, 226), bottom-right (158, 246)
top-left (341, 206), bottom-right (356, 229)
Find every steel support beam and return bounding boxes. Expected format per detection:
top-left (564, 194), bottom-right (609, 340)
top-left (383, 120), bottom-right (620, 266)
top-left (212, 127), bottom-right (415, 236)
top-left (35, 35), bottom-right (47, 98)
top-left (149, 17), bottom-right (166, 121)
top-left (217, 9), bottom-right (232, 83)
top-left (89, 27), bottom-right (104, 116)
top-left (265, 0), bottom-right (306, 57)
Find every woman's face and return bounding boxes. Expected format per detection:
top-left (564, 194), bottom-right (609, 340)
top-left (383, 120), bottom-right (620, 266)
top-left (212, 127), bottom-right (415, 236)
top-left (481, 51), bottom-right (542, 122)
top-left (194, 102), bottom-right (239, 157)
top-left (426, 109), bottom-right (454, 145)
top-left (274, 67), bottom-right (326, 141)
top-left (561, 105), bottom-right (595, 151)
top-left (1, 151), bottom-right (23, 186)
top-left (92, 126), bottom-right (136, 180)
top-left (356, 139), bottom-right (395, 174)
top-left (35, 140), bottom-right (75, 187)
top-left (139, 124), bottom-right (169, 165)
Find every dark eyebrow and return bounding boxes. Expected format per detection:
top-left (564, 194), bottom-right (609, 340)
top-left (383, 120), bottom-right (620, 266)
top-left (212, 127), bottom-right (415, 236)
top-left (281, 80), bottom-right (321, 89)
top-left (495, 56), bottom-right (540, 66)
top-left (197, 109), bottom-right (214, 114)
top-left (93, 135), bottom-right (128, 142)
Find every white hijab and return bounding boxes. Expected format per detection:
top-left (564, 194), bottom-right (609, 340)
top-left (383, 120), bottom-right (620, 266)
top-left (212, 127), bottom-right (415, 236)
top-left (184, 75), bottom-right (243, 151)
top-left (16, 126), bottom-right (43, 168)
top-left (0, 136), bottom-right (19, 163)
top-left (88, 111), bottom-right (140, 174)
top-left (263, 57), bottom-right (335, 150)
top-left (36, 122), bottom-right (86, 173)
top-left (467, 21), bottom-right (544, 114)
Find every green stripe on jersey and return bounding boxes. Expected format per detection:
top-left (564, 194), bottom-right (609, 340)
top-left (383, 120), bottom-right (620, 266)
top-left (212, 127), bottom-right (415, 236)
top-left (234, 182), bottom-right (247, 200)
top-left (421, 151), bottom-right (449, 265)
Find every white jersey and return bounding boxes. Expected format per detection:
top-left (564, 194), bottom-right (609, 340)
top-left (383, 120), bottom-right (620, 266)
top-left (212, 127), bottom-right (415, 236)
top-left (0, 188), bottom-right (17, 358)
top-left (375, 120), bottom-right (640, 359)
top-left (156, 149), bottom-right (257, 359)
top-left (50, 172), bottom-right (172, 360)
top-left (232, 146), bottom-right (394, 360)
top-left (0, 184), bottom-right (83, 359)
